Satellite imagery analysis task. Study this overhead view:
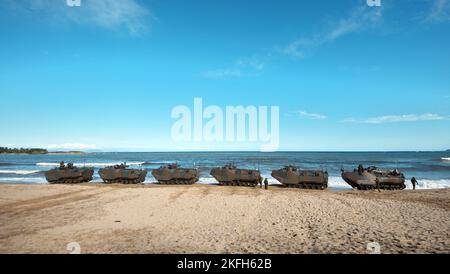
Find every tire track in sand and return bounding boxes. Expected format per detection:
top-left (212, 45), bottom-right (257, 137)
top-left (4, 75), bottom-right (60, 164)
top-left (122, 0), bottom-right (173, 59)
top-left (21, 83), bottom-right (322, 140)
top-left (0, 188), bottom-right (117, 216)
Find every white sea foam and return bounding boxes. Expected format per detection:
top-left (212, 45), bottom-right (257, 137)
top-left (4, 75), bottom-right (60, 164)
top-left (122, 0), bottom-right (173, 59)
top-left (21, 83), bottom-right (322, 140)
top-left (0, 177), bottom-right (48, 184)
top-left (407, 179), bottom-right (450, 190)
top-left (36, 162), bottom-right (146, 167)
top-left (197, 177), bottom-right (215, 184)
top-left (328, 176), bottom-right (352, 189)
top-left (441, 157), bottom-right (450, 161)
top-left (0, 170), bottom-right (41, 175)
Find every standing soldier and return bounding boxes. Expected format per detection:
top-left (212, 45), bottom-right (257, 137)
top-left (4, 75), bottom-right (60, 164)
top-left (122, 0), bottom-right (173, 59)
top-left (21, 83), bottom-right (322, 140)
top-left (264, 178), bottom-right (269, 190)
top-left (358, 164), bottom-right (364, 175)
top-left (411, 177), bottom-right (418, 190)
top-left (375, 178), bottom-right (381, 193)
top-left (259, 178), bottom-right (263, 188)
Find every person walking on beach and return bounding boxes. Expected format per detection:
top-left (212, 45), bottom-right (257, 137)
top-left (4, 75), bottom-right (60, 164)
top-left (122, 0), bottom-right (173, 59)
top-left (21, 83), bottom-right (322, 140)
top-left (259, 178), bottom-right (263, 188)
top-left (264, 178), bottom-right (268, 190)
top-left (411, 177), bottom-right (418, 190)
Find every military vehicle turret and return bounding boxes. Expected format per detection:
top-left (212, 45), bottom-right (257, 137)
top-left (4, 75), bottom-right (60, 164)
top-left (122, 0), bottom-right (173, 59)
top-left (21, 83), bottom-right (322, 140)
top-left (45, 162), bottom-right (94, 184)
top-left (210, 164), bottom-right (262, 187)
top-left (341, 165), bottom-right (406, 190)
top-left (152, 163), bottom-right (199, 185)
top-left (272, 165), bottom-right (328, 190)
top-left (99, 163), bottom-right (147, 184)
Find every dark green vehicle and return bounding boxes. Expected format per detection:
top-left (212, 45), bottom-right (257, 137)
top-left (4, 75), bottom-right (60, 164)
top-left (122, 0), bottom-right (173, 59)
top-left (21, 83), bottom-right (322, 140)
top-left (99, 163), bottom-right (147, 184)
top-left (210, 164), bottom-right (262, 187)
top-left (45, 162), bottom-right (94, 184)
top-left (152, 163), bottom-right (199, 185)
top-left (341, 165), bottom-right (406, 190)
top-left (272, 165), bottom-right (328, 190)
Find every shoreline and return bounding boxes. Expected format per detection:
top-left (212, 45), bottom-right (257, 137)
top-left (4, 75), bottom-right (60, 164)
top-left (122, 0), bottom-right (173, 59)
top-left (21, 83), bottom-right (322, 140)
top-left (0, 183), bottom-right (448, 254)
top-left (1, 178), bottom-right (449, 191)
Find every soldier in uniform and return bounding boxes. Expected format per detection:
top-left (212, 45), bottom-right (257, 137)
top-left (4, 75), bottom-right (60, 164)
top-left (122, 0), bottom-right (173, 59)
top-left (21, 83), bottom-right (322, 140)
top-left (411, 177), bottom-right (418, 190)
top-left (264, 178), bottom-right (269, 190)
top-left (358, 164), bottom-right (364, 175)
top-left (375, 178), bottom-right (381, 193)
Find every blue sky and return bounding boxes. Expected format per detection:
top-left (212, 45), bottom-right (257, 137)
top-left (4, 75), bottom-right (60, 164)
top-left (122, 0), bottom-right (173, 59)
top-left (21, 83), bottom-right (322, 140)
top-left (0, 0), bottom-right (449, 151)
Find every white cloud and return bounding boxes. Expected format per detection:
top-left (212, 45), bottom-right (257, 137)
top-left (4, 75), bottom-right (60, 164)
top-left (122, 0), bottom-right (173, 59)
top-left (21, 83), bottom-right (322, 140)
top-left (282, 5), bottom-right (383, 59)
top-left (44, 143), bottom-right (98, 150)
top-left (203, 69), bottom-right (242, 79)
top-left (5, 0), bottom-right (151, 35)
top-left (426, 0), bottom-right (450, 23)
top-left (236, 58), bottom-right (265, 71)
top-left (343, 114), bottom-right (450, 124)
top-left (296, 111), bottom-right (328, 120)
top-left (204, 56), bottom-right (266, 79)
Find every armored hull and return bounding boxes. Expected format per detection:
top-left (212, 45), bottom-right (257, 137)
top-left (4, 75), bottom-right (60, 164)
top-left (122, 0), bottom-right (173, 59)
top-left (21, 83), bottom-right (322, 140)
top-left (99, 164), bottom-right (147, 184)
top-left (210, 165), bottom-right (262, 187)
top-left (152, 164), bottom-right (199, 185)
top-left (272, 166), bottom-right (328, 190)
top-left (45, 164), bottom-right (94, 184)
top-left (342, 166), bottom-right (406, 190)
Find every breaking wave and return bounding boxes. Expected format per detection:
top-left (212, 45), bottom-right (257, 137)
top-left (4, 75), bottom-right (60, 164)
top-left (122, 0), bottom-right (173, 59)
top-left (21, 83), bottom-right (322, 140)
top-left (36, 162), bottom-right (146, 167)
top-left (441, 157), bottom-right (450, 161)
top-left (0, 170), bottom-right (41, 175)
top-left (141, 161), bottom-right (175, 166)
top-left (328, 176), bottom-right (352, 189)
top-left (410, 179), bottom-right (450, 190)
top-left (0, 177), bottom-right (47, 184)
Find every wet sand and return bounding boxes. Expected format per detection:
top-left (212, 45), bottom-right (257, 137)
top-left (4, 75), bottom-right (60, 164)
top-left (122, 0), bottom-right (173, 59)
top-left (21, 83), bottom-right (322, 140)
top-left (0, 183), bottom-right (448, 254)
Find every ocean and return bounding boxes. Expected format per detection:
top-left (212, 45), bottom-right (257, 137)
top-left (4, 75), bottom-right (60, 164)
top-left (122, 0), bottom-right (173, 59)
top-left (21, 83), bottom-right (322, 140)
top-left (0, 152), bottom-right (449, 190)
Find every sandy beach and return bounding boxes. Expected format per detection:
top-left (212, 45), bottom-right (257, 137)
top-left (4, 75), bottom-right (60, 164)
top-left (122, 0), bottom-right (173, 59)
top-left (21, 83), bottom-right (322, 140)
top-left (0, 183), bottom-right (448, 254)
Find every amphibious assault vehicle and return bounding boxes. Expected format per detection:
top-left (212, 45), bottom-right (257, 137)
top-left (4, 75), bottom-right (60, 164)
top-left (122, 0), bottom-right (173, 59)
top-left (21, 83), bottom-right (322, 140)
top-left (152, 163), bottom-right (199, 185)
top-left (99, 163), bottom-right (147, 184)
top-left (341, 165), bottom-right (406, 190)
top-left (45, 162), bottom-right (94, 184)
top-left (272, 165), bottom-right (328, 190)
top-left (210, 164), bottom-right (263, 187)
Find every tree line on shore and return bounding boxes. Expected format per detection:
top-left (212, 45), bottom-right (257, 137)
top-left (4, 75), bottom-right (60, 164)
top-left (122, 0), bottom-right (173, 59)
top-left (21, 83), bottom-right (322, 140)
top-left (0, 147), bottom-right (48, 154)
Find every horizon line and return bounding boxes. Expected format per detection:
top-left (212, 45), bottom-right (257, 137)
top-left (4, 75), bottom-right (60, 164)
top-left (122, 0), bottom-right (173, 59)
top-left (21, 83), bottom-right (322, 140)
top-left (53, 150), bottom-right (449, 153)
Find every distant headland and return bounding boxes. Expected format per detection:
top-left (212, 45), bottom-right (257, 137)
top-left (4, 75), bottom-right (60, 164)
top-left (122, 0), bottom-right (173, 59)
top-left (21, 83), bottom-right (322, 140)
top-left (0, 147), bottom-right (86, 155)
top-left (48, 151), bottom-right (86, 155)
top-left (0, 147), bottom-right (48, 154)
